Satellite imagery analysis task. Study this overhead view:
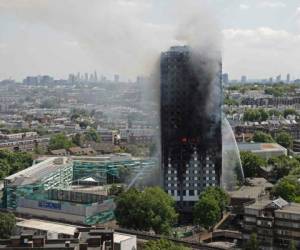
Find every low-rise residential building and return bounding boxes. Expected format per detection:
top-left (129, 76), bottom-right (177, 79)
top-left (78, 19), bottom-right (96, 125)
top-left (243, 198), bottom-right (300, 249)
top-left (0, 226), bottom-right (137, 250)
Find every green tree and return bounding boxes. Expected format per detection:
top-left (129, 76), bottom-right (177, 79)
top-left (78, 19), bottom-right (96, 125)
top-left (48, 133), bottom-right (73, 150)
top-left (240, 151), bottom-right (266, 178)
top-left (273, 176), bottom-right (300, 202)
top-left (283, 108), bottom-right (298, 118)
top-left (243, 108), bottom-right (268, 122)
top-left (0, 150), bottom-right (33, 178)
top-left (0, 212), bottom-right (16, 238)
top-left (224, 97), bottom-right (239, 106)
top-left (0, 159), bottom-right (10, 179)
top-left (109, 184), bottom-right (124, 196)
top-left (265, 87), bottom-right (284, 97)
top-left (243, 109), bottom-right (261, 122)
top-left (84, 129), bottom-right (100, 142)
top-left (199, 187), bottom-right (230, 212)
top-left (193, 194), bottom-right (220, 230)
top-left (72, 133), bottom-right (85, 147)
top-left (268, 109), bottom-right (282, 117)
top-left (252, 131), bottom-right (274, 143)
top-left (115, 187), bottom-right (177, 235)
top-left (258, 108), bottom-right (268, 121)
top-left (40, 98), bottom-right (60, 109)
top-left (268, 155), bottom-right (300, 180)
top-left (275, 132), bottom-right (293, 149)
top-left (144, 239), bottom-right (190, 250)
top-left (244, 233), bottom-right (259, 250)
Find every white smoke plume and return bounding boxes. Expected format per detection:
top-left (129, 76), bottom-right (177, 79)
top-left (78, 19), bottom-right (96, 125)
top-left (0, 0), bottom-right (221, 79)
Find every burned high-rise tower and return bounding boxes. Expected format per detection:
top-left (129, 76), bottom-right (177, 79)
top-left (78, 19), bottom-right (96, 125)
top-left (160, 46), bottom-right (222, 210)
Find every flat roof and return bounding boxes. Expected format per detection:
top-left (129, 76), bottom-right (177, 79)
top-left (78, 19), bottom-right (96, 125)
top-left (238, 143), bottom-right (286, 152)
top-left (17, 219), bottom-right (77, 235)
top-left (276, 203), bottom-right (300, 214)
top-left (245, 199), bottom-right (271, 210)
top-left (229, 186), bottom-right (264, 199)
top-left (5, 157), bottom-right (70, 186)
top-left (114, 233), bottom-right (135, 243)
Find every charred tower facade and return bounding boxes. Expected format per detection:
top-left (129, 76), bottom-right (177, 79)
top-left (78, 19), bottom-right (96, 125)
top-left (160, 46), bottom-right (222, 210)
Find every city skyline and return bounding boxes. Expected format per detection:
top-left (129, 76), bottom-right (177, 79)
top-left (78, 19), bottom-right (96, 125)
top-left (0, 0), bottom-right (300, 81)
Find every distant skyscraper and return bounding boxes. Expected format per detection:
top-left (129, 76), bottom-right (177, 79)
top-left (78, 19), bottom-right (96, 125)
top-left (269, 77), bottom-right (273, 83)
top-left (89, 73), bottom-right (94, 82)
top-left (287, 73), bottom-right (290, 83)
top-left (160, 46), bottom-right (222, 211)
top-left (276, 74), bottom-right (281, 83)
top-left (241, 75), bottom-right (247, 84)
top-left (114, 74), bottom-right (119, 83)
top-left (84, 73), bottom-right (89, 82)
top-left (94, 71), bottom-right (98, 82)
top-left (222, 73), bottom-right (229, 85)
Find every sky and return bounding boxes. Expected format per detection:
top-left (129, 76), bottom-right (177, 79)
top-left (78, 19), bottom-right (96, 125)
top-left (0, 0), bottom-right (300, 81)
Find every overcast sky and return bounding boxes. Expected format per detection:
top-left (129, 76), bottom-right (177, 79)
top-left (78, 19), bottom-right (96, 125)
top-left (0, 0), bottom-right (300, 81)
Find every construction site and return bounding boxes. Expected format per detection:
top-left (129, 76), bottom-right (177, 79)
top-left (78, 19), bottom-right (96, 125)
top-left (2, 154), bottom-right (156, 225)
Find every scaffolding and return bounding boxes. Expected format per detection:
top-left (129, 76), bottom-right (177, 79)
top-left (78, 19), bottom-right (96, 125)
top-left (3, 157), bottom-right (157, 225)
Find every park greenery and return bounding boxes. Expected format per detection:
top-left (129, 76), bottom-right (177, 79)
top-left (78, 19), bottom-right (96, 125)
top-left (243, 108), bottom-right (268, 122)
top-left (240, 151), bottom-right (266, 178)
top-left (268, 155), bottom-right (300, 180)
top-left (251, 131), bottom-right (292, 149)
top-left (0, 212), bottom-right (16, 239)
top-left (72, 129), bottom-right (101, 147)
top-left (252, 131), bottom-right (274, 143)
top-left (193, 187), bottom-right (229, 230)
top-left (48, 133), bottom-right (74, 150)
top-left (273, 176), bottom-right (300, 202)
top-left (144, 239), bottom-right (190, 250)
top-left (241, 151), bottom-right (300, 180)
top-left (0, 149), bottom-right (33, 179)
top-left (224, 96), bottom-right (239, 106)
top-left (283, 108), bottom-right (298, 118)
top-left (240, 150), bottom-right (300, 203)
top-left (275, 132), bottom-right (293, 149)
top-left (268, 109), bottom-right (282, 117)
top-left (114, 187), bottom-right (178, 235)
top-left (243, 107), bottom-right (298, 123)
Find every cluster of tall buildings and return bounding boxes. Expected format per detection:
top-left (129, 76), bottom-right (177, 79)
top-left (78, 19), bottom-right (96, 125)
top-left (68, 71), bottom-right (99, 83)
top-left (222, 73), bottom-right (293, 85)
top-left (23, 75), bottom-right (54, 85)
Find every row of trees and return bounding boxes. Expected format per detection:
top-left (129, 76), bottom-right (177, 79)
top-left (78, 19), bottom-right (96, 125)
top-left (48, 129), bottom-right (101, 150)
top-left (243, 108), bottom-right (298, 122)
top-left (0, 212), bottom-right (16, 239)
top-left (114, 186), bottom-right (229, 235)
top-left (241, 152), bottom-right (300, 180)
top-left (273, 175), bottom-right (300, 202)
top-left (240, 151), bottom-right (300, 202)
top-left (252, 131), bottom-right (293, 149)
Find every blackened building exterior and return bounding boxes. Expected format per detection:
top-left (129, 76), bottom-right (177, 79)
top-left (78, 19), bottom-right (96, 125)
top-left (160, 46), bottom-right (222, 210)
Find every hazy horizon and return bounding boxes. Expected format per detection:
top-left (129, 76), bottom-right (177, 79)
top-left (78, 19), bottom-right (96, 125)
top-left (0, 0), bottom-right (300, 81)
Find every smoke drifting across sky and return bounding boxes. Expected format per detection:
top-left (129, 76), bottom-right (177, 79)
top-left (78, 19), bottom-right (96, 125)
top-left (1, 0), bottom-right (300, 80)
top-left (0, 0), bottom-right (221, 80)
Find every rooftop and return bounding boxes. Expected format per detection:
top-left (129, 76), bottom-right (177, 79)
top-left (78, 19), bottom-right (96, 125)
top-left (17, 219), bottom-right (77, 235)
top-left (5, 157), bottom-right (71, 186)
top-left (238, 143), bottom-right (287, 152)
